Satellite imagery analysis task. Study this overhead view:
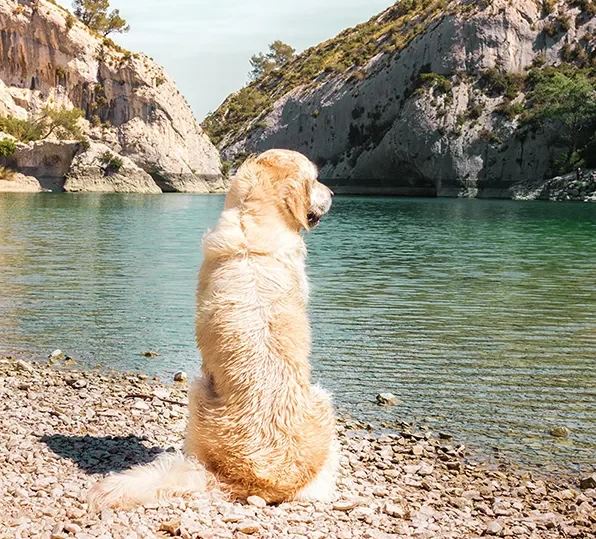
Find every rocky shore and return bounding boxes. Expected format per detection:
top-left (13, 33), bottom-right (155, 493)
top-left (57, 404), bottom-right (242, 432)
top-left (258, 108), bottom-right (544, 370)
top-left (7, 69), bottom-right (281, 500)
top-left (1, 356), bottom-right (594, 539)
top-left (511, 170), bottom-right (596, 203)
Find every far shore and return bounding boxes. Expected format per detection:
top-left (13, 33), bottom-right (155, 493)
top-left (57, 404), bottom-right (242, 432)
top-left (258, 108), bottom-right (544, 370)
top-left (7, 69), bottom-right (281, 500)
top-left (1, 355), bottom-right (595, 539)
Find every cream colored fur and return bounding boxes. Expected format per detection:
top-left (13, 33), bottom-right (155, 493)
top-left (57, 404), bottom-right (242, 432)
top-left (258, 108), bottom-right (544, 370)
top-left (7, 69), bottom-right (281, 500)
top-left (88, 149), bottom-right (337, 511)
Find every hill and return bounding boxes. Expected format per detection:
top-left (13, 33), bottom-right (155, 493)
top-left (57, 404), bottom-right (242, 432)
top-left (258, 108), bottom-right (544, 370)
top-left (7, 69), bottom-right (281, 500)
top-left (203, 0), bottom-right (596, 197)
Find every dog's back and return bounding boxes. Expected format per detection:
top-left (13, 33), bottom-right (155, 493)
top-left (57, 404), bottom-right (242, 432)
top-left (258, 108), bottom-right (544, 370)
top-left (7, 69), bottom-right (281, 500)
top-left (187, 194), bottom-right (336, 502)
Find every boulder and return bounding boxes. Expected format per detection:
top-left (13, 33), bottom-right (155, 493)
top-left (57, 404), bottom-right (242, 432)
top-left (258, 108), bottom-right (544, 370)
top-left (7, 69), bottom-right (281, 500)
top-left (13, 140), bottom-right (78, 191)
top-left (0, 172), bottom-right (42, 192)
top-left (64, 142), bottom-right (161, 194)
top-left (376, 393), bottom-right (399, 406)
top-left (579, 474), bottom-right (596, 490)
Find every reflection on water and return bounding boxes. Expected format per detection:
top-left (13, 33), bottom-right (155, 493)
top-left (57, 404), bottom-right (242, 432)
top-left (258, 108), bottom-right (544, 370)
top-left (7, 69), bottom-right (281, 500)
top-left (0, 193), bottom-right (595, 474)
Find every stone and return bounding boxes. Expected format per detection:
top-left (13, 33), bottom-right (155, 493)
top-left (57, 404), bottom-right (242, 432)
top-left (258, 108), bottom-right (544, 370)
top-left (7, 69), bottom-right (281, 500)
top-left (246, 495), bottom-right (267, 508)
top-left (485, 520), bottom-right (503, 535)
top-left (333, 500), bottom-right (359, 511)
top-left (579, 474), bottom-right (596, 490)
top-left (49, 350), bottom-right (65, 361)
top-left (141, 351), bottom-right (160, 358)
top-left (159, 518), bottom-right (181, 535)
top-left (174, 371), bottom-right (188, 383)
top-left (236, 521), bottom-right (260, 534)
top-left (411, 445), bottom-right (424, 456)
top-left (133, 400), bottom-right (150, 411)
top-left (376, 393), bottom-right (399, 406)
top-left (211, 0), bottom-right (586, 200)
top-left (549, 426), bottom-right (570, 438)
top-left (384, 502), bottom-right (406, 518)
top-left (15, 359), bottom-right (34, 372)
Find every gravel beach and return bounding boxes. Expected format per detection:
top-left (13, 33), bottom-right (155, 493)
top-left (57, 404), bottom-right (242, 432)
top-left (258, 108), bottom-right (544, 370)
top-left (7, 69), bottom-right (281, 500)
top-left (1, 356), bottom-right (594, 539)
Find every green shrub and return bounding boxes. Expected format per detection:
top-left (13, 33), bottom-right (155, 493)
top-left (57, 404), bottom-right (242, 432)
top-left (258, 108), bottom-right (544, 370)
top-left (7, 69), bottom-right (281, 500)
top-left (0, 166), bottom-right (15, 181)
top-left (221, 161), bottom-right (232, 177)
top-left (468, 103), bottom-right (484, 120)
top-left (0, 139), bottom-right (17, 157)
top-left (78, 137), bottom-right (91, 152)
top-left (100, 151), bottom-right (123, 172)
top-left (542, 0), bottom-right (556, 16)
top-left (65, 13), bottom-right (75, 30)
top-left (494, 101), bottom-right (525, 119)
top-left (0, 116), bottom-right (42, 142)
top-left (480, 68), bottom-right (526, 98)
top-left (570, 0), bottom-right (596, 16)
top-left (419, 72), bottom-right (452, 94)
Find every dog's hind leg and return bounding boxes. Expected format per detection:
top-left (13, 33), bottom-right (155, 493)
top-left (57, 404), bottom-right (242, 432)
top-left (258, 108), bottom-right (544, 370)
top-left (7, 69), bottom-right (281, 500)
top-left (294, 437), bottom-right (339, 502)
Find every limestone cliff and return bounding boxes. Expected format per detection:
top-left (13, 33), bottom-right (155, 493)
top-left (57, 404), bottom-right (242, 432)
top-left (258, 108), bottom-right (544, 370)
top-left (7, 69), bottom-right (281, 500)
top-left (0, 0), bottom-right (225, 193)
top-left (204, 0), bottom-right (596, 197)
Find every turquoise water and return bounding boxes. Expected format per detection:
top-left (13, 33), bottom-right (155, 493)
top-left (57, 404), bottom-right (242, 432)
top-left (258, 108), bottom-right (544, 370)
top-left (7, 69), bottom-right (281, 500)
top-left (0, 193), bottom-right (595, 475)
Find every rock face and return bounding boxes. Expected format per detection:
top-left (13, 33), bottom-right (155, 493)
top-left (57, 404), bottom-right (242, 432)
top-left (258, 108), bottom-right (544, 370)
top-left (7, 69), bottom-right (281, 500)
top-left (206, 0), bottom-right (596, 197)
top-left (64, 141), bottom-right (161, 194)
top-left (0, 0), bottom-right (223, 193)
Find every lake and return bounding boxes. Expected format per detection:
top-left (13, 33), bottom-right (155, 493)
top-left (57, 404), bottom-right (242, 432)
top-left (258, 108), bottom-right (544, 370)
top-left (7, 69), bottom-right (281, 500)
top-left (0, 193), bottom-right (595, 476)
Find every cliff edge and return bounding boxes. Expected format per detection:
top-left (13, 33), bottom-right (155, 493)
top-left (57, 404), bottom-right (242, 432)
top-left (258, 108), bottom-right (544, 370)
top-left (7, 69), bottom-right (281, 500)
top-left (0, 0), bottom-right (225, 193)
top-left (204, 0), bottom-right (596, 197)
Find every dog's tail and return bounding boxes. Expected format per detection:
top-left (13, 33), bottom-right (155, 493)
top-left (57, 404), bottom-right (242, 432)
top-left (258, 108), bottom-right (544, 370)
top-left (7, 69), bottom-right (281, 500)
top-left (87, 452), bottom-right (216, 511)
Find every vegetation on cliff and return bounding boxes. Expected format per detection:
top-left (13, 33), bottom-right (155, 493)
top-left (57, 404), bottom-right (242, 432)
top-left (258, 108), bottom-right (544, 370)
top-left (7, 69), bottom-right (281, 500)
top-left (72, 0), bottom-right (129, 36)
top-left (203, 0), bottom-right (596, 177)
top-left (202, 0), bottom-right (454, 146)
top-left (0, 107), bottom-right (85, 154)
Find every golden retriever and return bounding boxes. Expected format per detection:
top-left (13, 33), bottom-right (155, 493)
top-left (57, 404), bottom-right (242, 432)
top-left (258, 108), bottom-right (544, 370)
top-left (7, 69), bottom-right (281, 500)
top-left (88, 149), bottom-right (337, 509)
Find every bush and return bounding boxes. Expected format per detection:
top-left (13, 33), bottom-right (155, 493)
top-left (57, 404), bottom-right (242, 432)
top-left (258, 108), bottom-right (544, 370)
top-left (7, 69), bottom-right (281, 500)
top-left (0, 166), bottom-right (15, 181)
top-left (494, 101), bottom-right (525, 119)
top-left (100, 150), bottom-right (123, 172)
top-left (78, 137), bottom-right (91, 152)
top-left (221, 161), bottom-right (232, 177)
top-left (65, 12), bottom-right (75, 30)
top-left (542, 0), bottom-right (556, 16)
top-left (0, 139), bottom-right (17, 158)
top-left (0, 116), bottom-right (42, 142)
top-left (571, 0), bottom-right (596, 16)
top-left (419, 72), bottom-right (452, 94)
top-left (480, 68), bottom-right (526, 98)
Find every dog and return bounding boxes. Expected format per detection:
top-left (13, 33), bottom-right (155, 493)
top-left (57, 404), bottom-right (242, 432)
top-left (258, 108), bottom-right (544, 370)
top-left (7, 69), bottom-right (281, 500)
top-left (88, 149), bottom-right (337, 510)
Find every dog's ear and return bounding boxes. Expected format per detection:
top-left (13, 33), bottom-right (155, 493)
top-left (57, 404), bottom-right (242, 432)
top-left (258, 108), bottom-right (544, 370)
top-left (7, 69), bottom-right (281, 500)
top-left (284, 177), bottom-right (311, 231)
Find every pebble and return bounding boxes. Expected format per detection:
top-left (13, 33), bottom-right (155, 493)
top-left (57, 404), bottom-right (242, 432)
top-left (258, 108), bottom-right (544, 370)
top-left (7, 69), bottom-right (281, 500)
top-left (333, 500), bottom-right (359, 511)
top-left (236, 520), bottom-right (260, 534)
top-left (174, 371), bottom-right (188, 382)
top-left (246, 495), bottom-right (267, 508)
top-left (15, 359), bottom-right (34, 372)
top-left (376, 393), bottom-right (398, 406)
top-left (549, 426), bottom-right (570, 438)
top-left (579, 473), bottom-right (596, 490)
top-left (0, 357), bottom-right (592, 539)
top-left (485, 520), bottom-right (503, 535)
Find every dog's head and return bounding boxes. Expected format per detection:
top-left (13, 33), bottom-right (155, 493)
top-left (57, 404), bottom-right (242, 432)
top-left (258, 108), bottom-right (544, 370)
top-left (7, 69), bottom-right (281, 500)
top-left (225, 149), bottom-right (333, 232)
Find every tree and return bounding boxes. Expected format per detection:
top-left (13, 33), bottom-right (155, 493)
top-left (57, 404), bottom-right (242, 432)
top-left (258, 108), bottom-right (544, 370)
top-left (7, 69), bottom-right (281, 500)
top-left (249, 41), bottom-right (296, 81)
top-left (36, 106), bottom-right (85, 140)
top-left (531, 73), bottom-right (596, 169)
top-left (0, 107), bottom-right (85, 143)
top-left (72, 0), bottom-right (129, 36)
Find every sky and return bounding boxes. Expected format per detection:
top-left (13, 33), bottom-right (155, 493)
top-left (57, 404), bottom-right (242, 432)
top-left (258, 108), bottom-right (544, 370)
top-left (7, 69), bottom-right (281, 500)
top-left (58, 0), bottom-right (391, 121)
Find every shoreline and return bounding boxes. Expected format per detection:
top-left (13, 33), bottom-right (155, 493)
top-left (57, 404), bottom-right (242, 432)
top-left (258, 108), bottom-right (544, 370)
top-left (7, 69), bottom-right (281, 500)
top-left (1, 356), bottom-right (594, 539)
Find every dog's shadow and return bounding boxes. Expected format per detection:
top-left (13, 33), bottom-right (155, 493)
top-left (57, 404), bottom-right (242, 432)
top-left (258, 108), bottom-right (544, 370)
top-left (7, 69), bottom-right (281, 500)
top-left (40, 434), bottom-right (169, 475)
